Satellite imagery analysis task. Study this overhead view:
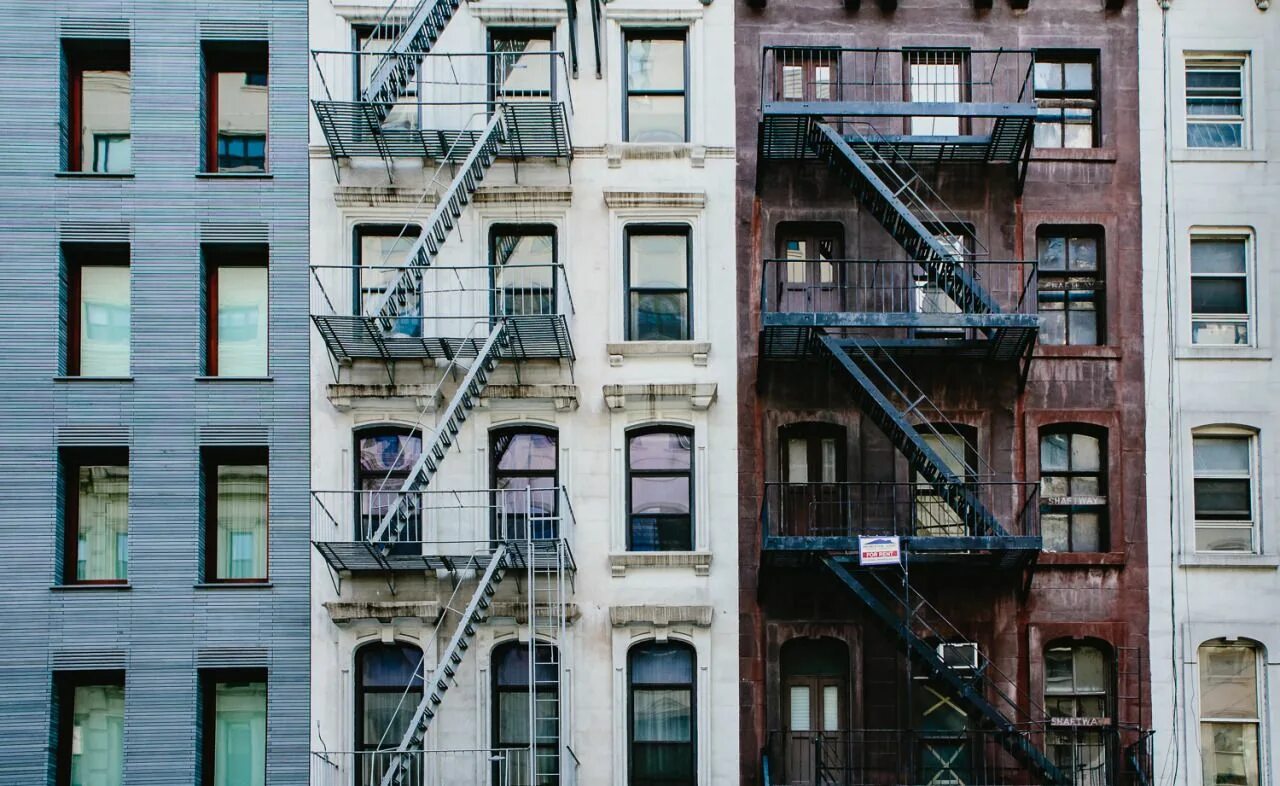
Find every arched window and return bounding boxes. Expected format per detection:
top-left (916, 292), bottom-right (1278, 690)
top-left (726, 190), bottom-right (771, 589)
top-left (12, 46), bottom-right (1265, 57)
top-left (629, 641), bottom-right (695, 786)
top-left (355, 642), bottom-right (423, 783)
top-left (1192, 428), bottom-right (1258, 553)
top-left (1044, 641), bottom-right (1112, 786)
top-left (354, 427), bottom-right (422, 547)
top-left (1040, 427), bottom-right (1108, 552)
top-left (492, 641), bottom-right (560, 785)
top-left (627, 427), bottom-right (694, 552)
top-left (491, 427), bottom-right (559, 540)
top-left (1198, 639), bottom-right (1263, 786)
top-left (915, 424), bottom-right (979, 537)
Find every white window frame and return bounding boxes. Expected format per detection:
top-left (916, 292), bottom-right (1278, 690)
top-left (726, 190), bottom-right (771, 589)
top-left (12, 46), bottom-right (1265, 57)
top-left (1197, 639), bottom-right (1265, 786)
top-left (1191, 427), bottom-right (1260, 555)
top-left (1188, 230), bottom-right (1255, 349)
top-left (1184, 54), bottom-right (1249, 150)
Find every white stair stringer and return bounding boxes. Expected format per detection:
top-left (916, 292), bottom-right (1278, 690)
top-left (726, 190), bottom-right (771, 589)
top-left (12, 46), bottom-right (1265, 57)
top-left (372, 111), bottom-right (508, 335)
top-left (379, 544), bottom-right (510, 786)
top-left (529, 533), bottom-right (569, 784)
top-left (364, 0), bottom-right (464, 121)
top-left (369, 321), bottom-right (509, 553)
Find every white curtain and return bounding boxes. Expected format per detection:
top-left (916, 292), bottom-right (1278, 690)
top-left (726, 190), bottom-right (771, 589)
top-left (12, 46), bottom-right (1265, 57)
top-left (79, 266), bottom-right (130, 377)
top-left (216, 464), bottom-right (268, 580)
top-left (70, 684), bottom-right (124, 786)
top-left (216, 267), bottom-right (268, 377)
top-left (77, 465), bottom-right (128, 581)
top-left (214, 682), bottom-right (266, 786)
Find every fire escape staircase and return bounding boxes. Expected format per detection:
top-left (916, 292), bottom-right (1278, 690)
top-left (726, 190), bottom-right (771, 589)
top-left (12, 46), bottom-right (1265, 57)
top-left (363, 0), bottom-right (464, 124)
top-left (823, 558), bottom-right (1071, 786)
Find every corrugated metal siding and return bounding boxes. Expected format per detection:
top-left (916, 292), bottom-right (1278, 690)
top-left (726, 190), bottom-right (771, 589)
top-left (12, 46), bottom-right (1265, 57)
top-left (0, 0), bottom-right (310, 783)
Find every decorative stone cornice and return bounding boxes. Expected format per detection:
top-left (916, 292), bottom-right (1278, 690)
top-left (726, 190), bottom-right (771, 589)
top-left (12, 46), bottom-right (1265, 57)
top-left (327, 383), bottom-right (440, 412)
top-left (603, 383), bottom-right (717, 412)
top-left (603, 188), bottom-right (706, 209)
top-left (488, 601), bottom-right (581, 624)
top-left (609, 605), bottom-right (714, 628)
top-left (609, 551), bottom-right (713, 577)
top-left (325, 600), bottom-right (442, 623)
top-left (469, 6), bottom-right (568, 24)
top-left (474, 185), bottom-right (574, 206)
top-left (480, 384), bottom-right (580, 412)
top-left (334, 186), bottom-right (437, 208)
top-left (606, 340), bottom-right (711, 367)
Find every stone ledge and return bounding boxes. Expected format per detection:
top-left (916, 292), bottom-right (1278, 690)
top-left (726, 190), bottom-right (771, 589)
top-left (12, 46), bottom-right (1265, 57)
top-left (488, 601), bottom-right (581, 624)
top-left (480, 384), bottom-right (580, 411)
top-left (325, 600), bottom-right (442, 623)
top-left (610, 605), bottom-right (714, 628)
top-left (609, 551), bottom-right (712, 577)
top-left (603, 383), bottom-right (717, 412)
top-left (334, 185), bottom-right (437, 208)
top-left (327, 383), bottom-right (440, 412)
top-left (474, 185), bottom-right (573, 206)
top-left (603, 188), bottom-right (706, 209)
top-left (607, 340), bottom-right (710, 367)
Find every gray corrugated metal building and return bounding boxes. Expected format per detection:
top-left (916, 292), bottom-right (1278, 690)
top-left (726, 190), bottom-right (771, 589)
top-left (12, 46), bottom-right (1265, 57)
top-left (0, 1), bottom-right (309, 783)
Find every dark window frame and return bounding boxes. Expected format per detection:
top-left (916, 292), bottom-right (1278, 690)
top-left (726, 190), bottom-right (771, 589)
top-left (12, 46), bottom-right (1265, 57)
top-left (487, 27), bottom-right (557, 108)
top-left (626, 425), bottom-right (695, 552)
top-left (202, 446), bottom-right (270, 583)
top-left (61, 446), bottom-right (129, 586)
top-left (353, 641), bottom-right (423, 759)
top-left (488, 223), bottom-right (559, 319)
top-left (491, 640), bottom-right (561, 784)
top-left (627, 640), bottom-right (697, 786)
top-left (353, 424), bottom-right (423, 546)
top-left (490, 425), bottom-right (560, 541)
top-left (199, 667), bottom-right (268, 786)
top-left (622, 28), bottom-right (689, 143)
top-left (63, 243), bottom-right (130, 377)
top-left (352, 223), bottom-right (423, 320)
top-left (1038, 426), bottom-right (1109, 553)
top-left (1036, 226), bottom-right (1106, 347)
top-left (902, 48), bottom-right (973, 136)
top-left (1189, 234), bottom-right (1251, 346)
top-left (772, 47), bottom-right (841, 102)
top-left (63, 39), bottom-right (131, 173)
top-left (203, 42), bottom-right (269, 173)
top-left (203, 243), bottom-right (269, 377)
top-left (54, 669), bottom-right (126, 786)
top-left (1033, 50), bottom-right (1101, 149)
top-left (624, 224), bottom-right (693, 341)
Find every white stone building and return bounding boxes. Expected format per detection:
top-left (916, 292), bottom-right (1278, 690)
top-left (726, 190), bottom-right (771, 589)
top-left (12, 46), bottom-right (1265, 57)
top-left (307, 1), bottom-right (738, 785)
top-left (1141, 3), bottom-right (1280, 786)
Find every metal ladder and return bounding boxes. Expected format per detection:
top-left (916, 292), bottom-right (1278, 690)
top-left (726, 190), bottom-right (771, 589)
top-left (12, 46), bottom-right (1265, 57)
top-left (363, 0), bottom-right (465, 123)
top-left (380, 545), bottom-right (511, 786)
top-left (371, 111), bottom-right (508, 334)
top-left (369, 321), bottom-right (510, 553)
top-left (527, 513), bottom-right (570, 784)
top-left (823, 558), bottom-right (1070, 786)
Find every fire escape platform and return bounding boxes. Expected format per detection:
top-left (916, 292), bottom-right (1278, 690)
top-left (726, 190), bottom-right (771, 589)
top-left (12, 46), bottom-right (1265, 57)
top-left (760, 320), bottom-right (1039, 363)
top-left (313, 101), bottom-right (573, 161)
top-left (313, 313), bottom-right (574, 365)
top-left (761, 535), bottom-right (1041, 571)
top-left (312, 538), bottom-right (573, 576)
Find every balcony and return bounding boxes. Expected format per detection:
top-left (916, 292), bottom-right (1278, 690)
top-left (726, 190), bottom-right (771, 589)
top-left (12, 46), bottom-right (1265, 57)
top-left (761, 481), bottom-right (1040, 567)
top-left (760, 47), bottom-right (1036, 164)
top-left (311, 49), bottom-right (573, 164)
top-left (311, 486), bottom-right (577, 576)
top-left (760, 258), bottom-right (1038, 362)
top-left (311, 263), bottom-right (575, 366)
top-left (311, 748), bottom-right (563, 786)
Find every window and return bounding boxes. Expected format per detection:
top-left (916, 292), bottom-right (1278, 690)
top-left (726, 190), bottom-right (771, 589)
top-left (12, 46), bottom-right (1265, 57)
top-left (200, 670), bottom-right (266, 786)
top-left (62, 448), bottom-right (128, 585)
top-left (204, 42), bottom-right (268, 173)
top-left (1191, 236), bottom-right (1250, 346)
top-left (779, 422), bottom-right (846, 537)
top-left (355, 427), bottom-right (423, 546)
top-left (627, 427), bottom-right (694, 552)
top-left (64, 40), bottom-right (131, 173)
top-left (203, 448), bottom-right (268, 582)
top-left (1192, 431), bottom-right (1256, 553)
top-left (65, 244), bottom-right (130, 377)
top-left (774, 48), bottom-right (839, 101)
top-left (355, 26), bottom-right (420, 129)
top-left (1186, 57), bottom-right (1246, 149)
top-left (774, 225), bottom-right (844, 315)
top-left (624, 31), bottom-right (687, 143)
top-left (1045, 643), bottom-right (1111, 786)
top-left (55, 671), bottom-right (125, 786)
top-left (914, 427), bottom-right (977, 537)
top-left (492, 427), bottom-right (559, 540)
top-left (625, 226), bottom-right (691, 341)
top-left (490, 29), bottom-right (555, 107)
top-left (356, 643), bottom-right (423, 785)
top-left (905, 49), bottom-right (969, 136)
top-left (354, 224), bottom-right (422, 337)
top-left (490, 225), bottom-right (556, 318)
top-left (493, 641), bottom-right (560, 785)
top-left (204, 245), bottom-right (268, 377)
top-left (1198, 640), bottom-right (1262, 786)
top-left (1034, 53), bottom-right (1099, 148)
top-left (1038, 229), bottom-right (1104, 346)
top-left (629, 641), bottom-right (695, 786)
top-left (1040, 429), bottom-right (1107, 552)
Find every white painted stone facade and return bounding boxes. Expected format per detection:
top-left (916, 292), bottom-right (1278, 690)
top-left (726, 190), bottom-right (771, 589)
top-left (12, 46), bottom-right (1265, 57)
top-left (1141, 3), bottom-right (1280, 786)
top-left (309, 2), bottom-right (738, 784)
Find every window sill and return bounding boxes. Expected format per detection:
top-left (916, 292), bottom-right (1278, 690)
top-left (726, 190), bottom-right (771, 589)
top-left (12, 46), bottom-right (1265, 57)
top-left (1033, 345), bottom-right (1121, 361)
top-left (605, 143), bottom-right (709, 168)
top-left (607, 341), bottom-right (710, 367)
top-left (610, 551), bottom-right (712, 577)
top-left (1180, 553), bottom-right (1280, 569)
top-left (1174, 346), bottom-right (1271, 361)
top-left (53, 376), bottom-right (133, 383)
top-left (1037, 552), bottom-right (1126, 567)
top-left (51, 582), bottom-right (131, 591)
top-left (1172, 148), bottom-right (1267, 164)
top-left (1029, 147), bottom-right (1118, 163)
top-left (195, 172), bottom-right (273, 179)
top-left (194, 581), bottom-right (273, 589)
top-left (55, 171), bottom-right (135, 179)
top-left (195, 376), bottom-right (274, 383)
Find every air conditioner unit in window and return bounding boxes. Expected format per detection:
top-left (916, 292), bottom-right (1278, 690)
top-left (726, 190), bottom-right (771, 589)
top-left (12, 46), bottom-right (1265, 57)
top-left (937, 642), bottom-right (979, 671)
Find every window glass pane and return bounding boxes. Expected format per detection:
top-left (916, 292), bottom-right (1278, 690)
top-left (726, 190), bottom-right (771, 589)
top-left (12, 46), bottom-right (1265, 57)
top-left (1200, 723), bottom-right (1259, 786)
top-left (216, 266), bottom-right (268, 377)
top-left (359, 433), bottom-right (422, 475)
top-left (781, 65), bottom-right (803, 100)
top-left (627, 95), bottom-right (686, 143)
top-left (495, 233), bottom-right (555, 268)
top-left (70, 684), bottom-right (124, 786)
top-left (822, 685), bottom-right (839, 731)
top-left (1073, 513), bottom-right (1102, 552)
top-left (1192, 279), bottom-right (1247, 316)
top-left (630, 514), bottom-right (693, 552)
top-left (1193, 437), bottom-right (1250, 473)
top-left (1192, 240), bottom-right (1247, 275)
top-left (1200, 645), bottom-right (1258, 719)
top-left (1041, 433), bottom-right (1070, 472)
top-left (786, 439), bottom-right (808, 484)
top-left (1064, 62), bottom-right (1094, 91)
top-left (77, 465), bottom-right (128, 581)
top-left (627, 38), bottom-right (684, 91)
top-left (1035, 62), bottom-right (1063, 91)
top-left (498, 691), bottom-right (531, 744)
top-left (1034, 120), bottom-right (1063, 149)
top-left (1069, 238), bottom-right (1098, 271)
top-left (216, 463), bottom-right (267, 580)
top-left (1188, 123), bottom-right (1243, 149)
top-left (1074, 647), bottom-right (1106, 693)
top-left (1045, 648), bottom-right (1073, 694)
top-left (631, 476), bottom-right (691, 515)
top-left (362, 644), bottom-right (423, 687)
top-left (630, 234), bottom-right (688, 288)
top-left (1038, 237), bottom-right (1067, 272)
top-left (1040, 309), bottom-right (1066, 345)
top-left (629, 431), bottom-right (692, 471)
top-left (214, 681), bottom-right (266, 786)
top-left (1043, 514), bottom-right (1069, 552)
top-left (1071, 435), bottom-right (1101, 471)
top-left (494, 431), bottom-right (557, 472)
top-left (634, 690), bottom-right (692, 741)
top-left (1192, 320), bottom-right (1249, 346)
top-left (788, 686), bottom-right (810, 731)
top-left (79, 265), bottom-right (130, 377)
top-left (631, 644), bottom-right (694, 684)
top-left (215, 70), bottom-right (268, 171)
top-left (1068, 307), bottom-right (1098, 346)
top-left (1194, 479), bottom-right (1252, 519)
top-left (361, 689), bottom-right (420, 749)
top-left (1195, 526), bottom-right (1254, 553)
top-left (492, 36), bottom-right (552, 98)
top-left (1187, 69), bottom-right (1242, 92)
top-left (630, 292), bottom-right (689, 340)
top-left (81, 70), bottom-right (131, 173)
top-left (633, 743), bottom-right (694, 784)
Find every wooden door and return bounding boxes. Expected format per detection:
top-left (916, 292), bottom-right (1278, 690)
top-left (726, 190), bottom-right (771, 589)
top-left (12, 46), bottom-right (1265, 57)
top-left (777, 230), bottom-right (844, 315)
top-left (781, 424), bottom-right (846, 537)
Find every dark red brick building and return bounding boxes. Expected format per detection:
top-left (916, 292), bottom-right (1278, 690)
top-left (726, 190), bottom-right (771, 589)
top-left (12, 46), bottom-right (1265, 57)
top-left (735, 2), bottom-right (1150, 784)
